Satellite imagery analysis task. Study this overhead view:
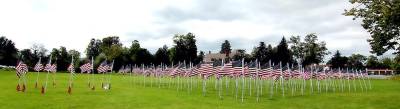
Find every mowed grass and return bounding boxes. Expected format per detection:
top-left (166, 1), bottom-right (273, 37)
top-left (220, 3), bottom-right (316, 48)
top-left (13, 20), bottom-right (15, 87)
top-left (0, 70), bottom-right (399, 109)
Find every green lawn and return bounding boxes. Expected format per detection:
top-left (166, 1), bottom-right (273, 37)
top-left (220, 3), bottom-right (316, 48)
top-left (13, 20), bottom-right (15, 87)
top-left (0, 70), bottom-right (399, 109)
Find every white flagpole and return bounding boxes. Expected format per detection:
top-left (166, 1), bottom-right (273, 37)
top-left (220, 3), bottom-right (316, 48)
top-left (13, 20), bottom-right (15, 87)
top-left (269, 61), bottom-right (274, 99)
top-left (310, 65), bottom-right (314, 94)
top-left (44, 55), bottom-right (52, 93)
top-left (280, 62), bottom-right (284, 97)
top-left (241, 58), bottom-right (245, 102)
top-left (35, 57), bottom-right (41, 88)
top-left (256, 60), bottom-right (260, 102)
top-left (68, 55), bottom-right (74, 94)
top-left (91, 57), bottom-right (95, 90)
top-left (366, 68), bottom-right (372, 90)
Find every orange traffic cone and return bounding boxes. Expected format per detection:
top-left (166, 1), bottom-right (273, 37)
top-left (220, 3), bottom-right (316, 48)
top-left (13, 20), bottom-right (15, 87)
top-left (16, 84), bottom-right (20, 92)
top-left (67, 86), bottom-right (72, 94)
top-left (41, 86), bottom-right (45, 94)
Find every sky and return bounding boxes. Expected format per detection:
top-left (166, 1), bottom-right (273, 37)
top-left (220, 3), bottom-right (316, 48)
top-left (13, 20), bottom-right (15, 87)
top-left (0, 0), bottom-right (384, 59)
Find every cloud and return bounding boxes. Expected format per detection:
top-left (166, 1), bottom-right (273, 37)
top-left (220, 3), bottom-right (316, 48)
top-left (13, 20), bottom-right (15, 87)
top-left (0, 0), bottom-right (382, 60)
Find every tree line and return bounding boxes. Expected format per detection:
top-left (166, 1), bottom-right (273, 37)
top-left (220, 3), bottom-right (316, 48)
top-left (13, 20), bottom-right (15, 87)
top-left (0, 32), bottom-right (399, 73)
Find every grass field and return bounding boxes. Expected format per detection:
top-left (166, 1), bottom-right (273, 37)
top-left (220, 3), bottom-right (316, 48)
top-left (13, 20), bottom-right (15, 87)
top-left (0, 70), bottom-right (399, 109)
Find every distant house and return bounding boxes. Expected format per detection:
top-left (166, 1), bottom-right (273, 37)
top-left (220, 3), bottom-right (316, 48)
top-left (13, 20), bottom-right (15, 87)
top-left (203, 50), bottom-right (240, 63)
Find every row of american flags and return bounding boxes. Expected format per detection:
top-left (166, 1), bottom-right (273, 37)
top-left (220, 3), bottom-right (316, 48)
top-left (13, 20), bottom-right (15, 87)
top-left (15, 58), bottom-right (371, 100)
top-left (114, 61), bottom-right (369, 81)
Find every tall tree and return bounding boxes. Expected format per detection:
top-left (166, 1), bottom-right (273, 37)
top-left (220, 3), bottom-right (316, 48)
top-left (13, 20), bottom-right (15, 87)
top-left (68, 49), bottom-right (81, 69)
top-left (129, 40), bottom-right (141, 64)
top-left (302, 33), bottom-right (329, 65)
top-left (172, 33), bottom-right (197, 63)
top-left (0, 36), bottom-right (18, 66)
top-left (366, 55), bottom-right (381, 69)
top-left (252, 42), bottom-right (268, 63)
top-left (18, 49), bottom-right (35, 68)
top-left (30, 43), bottom-right (48, 59)
top-left (344, 0), bottom-right (400, 55)
top-left (154, 45), bottom-right (170, 65)
top-left (85, 38), bottom-right (102, 58)
top-left (101, 36), bottom-right (123, 61)
top-left (275, 37), bottom-right (293, 64)
top-left (195, 51), bottom-right (205, 64)
top-left (220, 40), bottom-right (232, 58)
top-left (327, 50), bottom-right (348, 69)
top-left (347, 54), bottom-right (367, 69)
top-left (289, 35), bottom-right (305, 63)
top-left (233, 49), bottom-right (246, 61)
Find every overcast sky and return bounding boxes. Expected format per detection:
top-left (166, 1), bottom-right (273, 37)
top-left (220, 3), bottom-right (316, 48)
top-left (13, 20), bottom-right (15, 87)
top-left (0, 0), bottom-right (381, 59)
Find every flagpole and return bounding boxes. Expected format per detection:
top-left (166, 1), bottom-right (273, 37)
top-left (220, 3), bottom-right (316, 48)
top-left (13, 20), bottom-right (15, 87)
top-left (52, 57), bottom-right (57, 87)
top-left (68, 55), bottom-right (74, 94)
top-left (44, 55), bottom-right (52, 94)
top-left (91, 57), bottom-right (95, 90)
top-left (108, 60), bottom-right (114, 90)
top-left (35, 57), bottom-right (42, 89)
top-left (241, 58), bottom-right (245, 102)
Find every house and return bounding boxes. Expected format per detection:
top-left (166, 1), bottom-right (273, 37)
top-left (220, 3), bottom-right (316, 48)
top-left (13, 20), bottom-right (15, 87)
top-left (203, 50), bottom-right (240, 63)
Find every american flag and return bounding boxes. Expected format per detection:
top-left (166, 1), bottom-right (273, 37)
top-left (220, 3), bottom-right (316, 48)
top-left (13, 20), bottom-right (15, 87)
top-left (271, 64), bottom-right (282, 80)
top-left (118, 65), bottom-right (125, 73)
top-left (316, 72), bottom-right (326, 80)
top-left (302, 71), bottom-right (311, 80)
top-left (50, 64), bottom-right (57, 73)
top-left (44, 63), bottom-right (52, 72)
top-left (232, 61), bottom-right (243, 78)
top-left (217, 62), bottom-right (233, 78)
top-left (188, 64), bottom-right (200, 77)
top-left (80, 62), bottom-right (92, 73)
top-left (97, 61), bottom-right (110, 73)
top-left (198, 63), bottom-right (214, 79)
top-left (16, 61), bottom-right (28, 78)
top-left (169, 64), bottom-right (183, 77)
top-left (68, 63), bottom-right (75, 73)
top-left (124, 65), bottom-right (131, 73)
top-left (34, 60), bottom-right (43, 72)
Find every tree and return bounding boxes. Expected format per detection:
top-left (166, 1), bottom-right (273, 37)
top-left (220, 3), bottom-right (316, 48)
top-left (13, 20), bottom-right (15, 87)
top-left (233, 49), bottom-right (246, 61)
top-left (155, 45), bottom-right (170, 65)
top-left (31, 43), bottom-right (48, 58)
top-left (18, 49), bottom-right (35, 68)
top-left (289, 35), bottom-right (305, 63)
top-left (68, 49), bottom-right (81, 69)
top-left (275, 37), bottom-right (293, 64)
top-left (344, 0), bottom-right (400, 55)
top-left (49, 46), bottom-right (69, 71)
top-left (347, 54), bottom-right (367, 69)
top-left (380, 57), bottom-right (393, 69)
top-left (220, 40), bottom-right (231, 58)
top-left (366, 55), bottom-right (381, 69)
top-left (252, 42), bottom-right (268, 63)
top-left (85, 38), bottom-right (102, 58)
top-left (172, 33), bottom-right (197, 63)
top-left (136, 48), bottom-right (153, 65)
top-left (195, 51), bottom-right (205, 64)
top-left (327, 50), bottom-right (348, 69)
top-left (101, 36), bottom-right (123, 61)
top-left (301, 33), bottom-right (329, 66)
top-left (391, 55), bottom-right (400, 73)
top-left (0, 36), bottom-right (18, 66)
top-left (129, 40), bottom-right (141, 64)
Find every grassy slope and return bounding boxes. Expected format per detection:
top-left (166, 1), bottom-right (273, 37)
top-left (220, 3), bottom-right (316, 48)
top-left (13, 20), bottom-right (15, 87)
top-left (0, 70), bottom-right (399, 109)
